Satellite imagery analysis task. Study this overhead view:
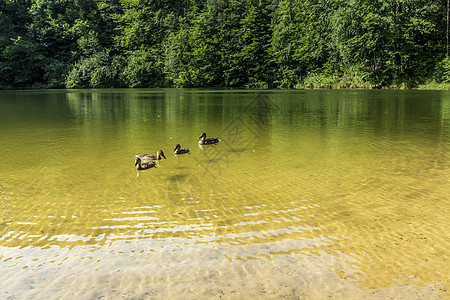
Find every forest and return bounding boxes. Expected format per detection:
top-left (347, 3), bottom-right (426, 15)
top-left (1, 0), bottom-right (450, 89)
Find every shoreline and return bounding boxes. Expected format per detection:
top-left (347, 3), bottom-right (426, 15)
top-left (1, 240), bottom-right (447, 299)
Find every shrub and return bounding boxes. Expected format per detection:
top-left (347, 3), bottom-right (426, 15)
top-left (65, 51), bottom-right (126, 88)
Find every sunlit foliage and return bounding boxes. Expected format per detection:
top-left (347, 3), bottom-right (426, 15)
top-left (0, 0), bottom-right (448, 89)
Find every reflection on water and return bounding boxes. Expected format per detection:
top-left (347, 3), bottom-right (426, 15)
top-left (0, 89), bottom-right (449, 298)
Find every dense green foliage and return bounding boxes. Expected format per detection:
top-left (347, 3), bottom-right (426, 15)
top-left (0, 0), bottom-right (449, 89)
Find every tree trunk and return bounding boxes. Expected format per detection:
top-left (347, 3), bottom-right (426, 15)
top-left (447, 0), bottom-right (449, 56)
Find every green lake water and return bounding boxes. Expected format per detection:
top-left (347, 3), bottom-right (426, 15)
top-left (0, 89), bottom-right (449, 298)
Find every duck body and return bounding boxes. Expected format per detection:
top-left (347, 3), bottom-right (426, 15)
top-left (135, 157), bottom-right (157, 170)
top-left (198, 133), bottom-right (221, 145)
top-left (136, 150), bottom-right (166, 161)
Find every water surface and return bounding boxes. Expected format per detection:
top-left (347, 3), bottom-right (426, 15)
top-left (0, 89), bottom-right (449, 298)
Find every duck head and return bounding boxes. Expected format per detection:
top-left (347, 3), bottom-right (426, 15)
top-left (198, 133), bottom-right (206, 139)
top-left (134, 157), bottom-right (141, 166)
top-left (173, 144), bottom-right (181, 151)
top-left (157, 149), bottom-right (166, 159)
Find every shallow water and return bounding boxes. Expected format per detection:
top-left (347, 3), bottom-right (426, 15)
top-left (0, 89), bottom-right (449, 299)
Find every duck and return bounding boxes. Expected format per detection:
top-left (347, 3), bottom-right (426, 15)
top-left (135, 150), bottom-right (166, 161)
top-left (198, 132), bottom-right (221, 145)
top-left (135, 157), bottom-right (157, 170)
top-left (173, 144), bottom-right (191, 155)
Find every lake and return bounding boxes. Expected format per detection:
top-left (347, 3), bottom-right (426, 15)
top-left (0, 89), bottom-right (449, 299)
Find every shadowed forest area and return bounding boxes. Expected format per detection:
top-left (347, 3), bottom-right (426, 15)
top-left (1, 0), bottom-right (450, 89)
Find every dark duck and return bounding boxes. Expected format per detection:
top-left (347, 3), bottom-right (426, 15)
top-left (173, 144), bottom-right (191, 155)
top-left (198, 133), bottom-right (221, 145)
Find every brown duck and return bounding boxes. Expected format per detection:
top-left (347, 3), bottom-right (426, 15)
top-left (135, 150), bottom-right (166, 161)
top-left (134, 157), bottom-right (157, 170)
